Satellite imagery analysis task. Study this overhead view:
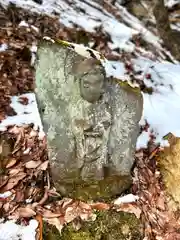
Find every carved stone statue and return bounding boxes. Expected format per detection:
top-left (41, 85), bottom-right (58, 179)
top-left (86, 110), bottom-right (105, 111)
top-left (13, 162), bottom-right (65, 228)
top-left (35, 41), bottom-right (143, 200)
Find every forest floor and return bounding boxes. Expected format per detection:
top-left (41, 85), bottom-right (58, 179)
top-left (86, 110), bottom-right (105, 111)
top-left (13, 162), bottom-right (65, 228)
top-left (1, 1), bottom-right (180, 239)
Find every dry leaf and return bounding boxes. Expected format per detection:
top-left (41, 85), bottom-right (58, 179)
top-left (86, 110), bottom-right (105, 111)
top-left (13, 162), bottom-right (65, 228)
top-left (156, 196), bottom-right (166, 211)
top-left (3, 202), bottom-right (10, 212)
top-left (42, 209), bottom-right (62, 218)
top-left (12, 131), bottom-right (23, 154)
top-left (90, 213), bottom-right (97, 221)
top-left (9, 168), bottom-right (23, 175)
top-left (25, 160), bottom-right (41, 169)
top-left (79, 201), bottom-right (92, 211)
top-left (15, 190), bottom-right (25, 202)
top-left (48, 188), bottom-right (61, 197)
top-left (6, 158), bottom-right (17, 168)
top-left (61, 198), bottom-right (74, 209)
top-left (26, 186), bottom-right (41, 200)
top-left (30, 129), bottom-right (38, 137)
top-left (116, 203), bottom-right (142, 219)
top-left (72, 219), bottom-right (82, 231)
top-left (37, 161), bottom-right (49, 171)
top-left (90, 202), bottom-right (110, 210)
top-left (64, 206), bottom-right (78, 223)
top-left (4, 172), bottom-right (26, 191)
top-left (18, 96), bottom-right (29, 105)
top-left (0, 175), bottom-right (9, 188)
top-left (17, 206), bottom-right (36, 218)
top-left (79, 212), bottom-right (90, 221)
top-left (43, 217), bottom-right (63, 235)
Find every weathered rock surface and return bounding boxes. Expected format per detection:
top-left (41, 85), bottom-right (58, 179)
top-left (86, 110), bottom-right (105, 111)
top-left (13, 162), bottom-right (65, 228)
top-left (35, 41), bottom-right (143, 200)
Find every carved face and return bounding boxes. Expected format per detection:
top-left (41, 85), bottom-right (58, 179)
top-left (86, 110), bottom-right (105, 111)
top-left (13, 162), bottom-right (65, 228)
top-left (80, 73), bottom-right (105, 103)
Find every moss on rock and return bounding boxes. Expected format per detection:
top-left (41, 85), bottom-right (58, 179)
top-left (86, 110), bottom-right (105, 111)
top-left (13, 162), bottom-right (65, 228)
top-left (43, 210), bottom-right (143, 240)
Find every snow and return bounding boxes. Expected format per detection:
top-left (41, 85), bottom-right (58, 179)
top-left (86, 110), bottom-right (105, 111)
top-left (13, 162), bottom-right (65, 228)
top-left (19, 20), bottom-right (29, 27)
top-left (104, 61), bottom-right (126, 80)
top-left (18, 20), bottom-right (39, 33)
top-left (0, 43), bottom-right (8, 52)
top-left (165, 0), bottom-right (180, 7)
top-left (31, 25), bottom-right (39, 33)
top-left (30, 44), bottom-right (38, 66)
top-left (0, 93), bottom-right (45, 138)
top-left (136, 130), bottom-right (150, 149)
top-left (114, 194), bottom-right (139, 205)
top-left (116, 3), bottom-right (162, 50)
top-left (132, 59), bottom-right (180, 148)
top-left (103, 19), bottom-right (137, 52)
top-left (0, 219), bottom-right (38, 240)
top-left (0, 191), bottom-right (12, 199)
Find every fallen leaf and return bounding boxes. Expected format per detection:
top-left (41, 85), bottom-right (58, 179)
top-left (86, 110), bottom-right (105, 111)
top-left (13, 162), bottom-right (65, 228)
top-left (17, 206), bottom-right (36, 218)
top-left (72, 219), bottom-right (82, 231)
top-left (156, 195), bottom-right (166, 211)
top-left (15, 190), bottom-right (25, 202)
top-left (6, 158), bottom-right (17, 168)
top-left (64, 206), bottom-right (78, 223)
top-left (79, 201), bottom-right (92, 211)
top-left (80, 212), bottom-right (95, 221)
top-left (25, 160), bottom-right (41, 169)
top-left (9, 168), bottom-right (23, 175)
top-left (0, 175), bottom-right (9, 189)
top-left (37, 161), bottom-right (49, 171)
top-left (37, 187), bottom-right (49, 205)
top-left (90, 202), bottom-right (110, 210)
top-left (12, 130), bottom-right (24, 154)
top-left (18, 96), bottom-right (29, 105)
top-left (3, 202), bottom-right (10, 212)
top-left (88, 213), bottom-right (96, 222)
top-left (3, 172), bottom-right (26, 191)
top-left (116, 203), bottom-right (142, 219)
top-left (43, 217), bottom-right (63, 235)
top-left (30, 129), bottom-right (38, 137)
top-left (26, 186), bottom-right (41, 201)
top-left (48, 188), bottom-right (61, 197)
top-left (41, 209), bottom-right (62, 218)
top-left (58, 198), bottom-right (73, 210)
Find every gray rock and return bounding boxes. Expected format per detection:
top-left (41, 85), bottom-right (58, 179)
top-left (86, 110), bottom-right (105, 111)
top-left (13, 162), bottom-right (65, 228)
top-left (35, 41), bottom-right (143, 200)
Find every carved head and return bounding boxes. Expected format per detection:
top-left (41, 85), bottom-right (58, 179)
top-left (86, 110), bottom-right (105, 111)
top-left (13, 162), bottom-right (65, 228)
top-left (72, 58), bottom-right (106, 103)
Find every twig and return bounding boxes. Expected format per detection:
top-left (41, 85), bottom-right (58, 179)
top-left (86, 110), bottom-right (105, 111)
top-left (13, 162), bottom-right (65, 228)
top-left (37, 187), bottom-right (49, 206)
